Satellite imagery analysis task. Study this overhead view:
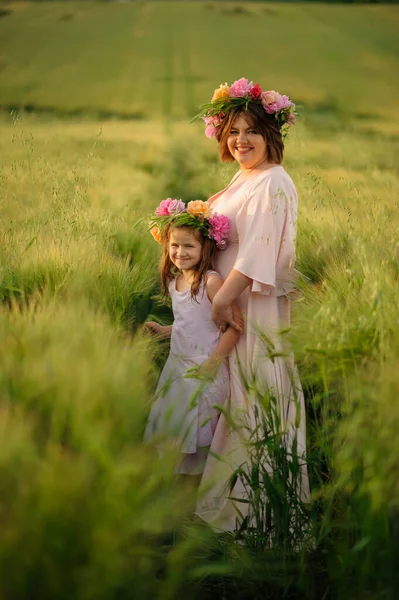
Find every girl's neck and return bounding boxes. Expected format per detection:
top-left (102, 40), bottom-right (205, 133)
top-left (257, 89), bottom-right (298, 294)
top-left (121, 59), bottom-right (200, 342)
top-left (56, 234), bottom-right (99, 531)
top-left (177, 269), bottom-right (196, 291)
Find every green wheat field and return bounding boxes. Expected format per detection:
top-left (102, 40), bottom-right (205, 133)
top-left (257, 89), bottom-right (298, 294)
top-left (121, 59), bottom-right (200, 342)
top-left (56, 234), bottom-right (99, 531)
top-left (1, 1), bottom-right (399, 599)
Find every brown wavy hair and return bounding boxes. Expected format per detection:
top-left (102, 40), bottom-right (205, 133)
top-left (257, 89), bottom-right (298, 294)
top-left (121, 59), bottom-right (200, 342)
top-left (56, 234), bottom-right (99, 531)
top-left (160, 224), bottom-right (216, 301)
top-left (216, 102), bottom-right (284, 164)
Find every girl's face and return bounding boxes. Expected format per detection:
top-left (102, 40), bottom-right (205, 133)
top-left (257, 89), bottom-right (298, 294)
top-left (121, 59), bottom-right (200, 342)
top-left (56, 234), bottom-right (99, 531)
top-left (227, 114), bottom-right (267, 170)
top-left (169, 227), bottom-right (202, 272)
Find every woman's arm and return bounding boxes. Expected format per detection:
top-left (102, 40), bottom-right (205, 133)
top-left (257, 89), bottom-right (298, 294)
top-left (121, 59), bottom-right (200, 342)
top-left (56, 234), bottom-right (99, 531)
top-left (211, 269), bottom-right (251, 331)
top-left (212, 175), bottom-right (291, 330)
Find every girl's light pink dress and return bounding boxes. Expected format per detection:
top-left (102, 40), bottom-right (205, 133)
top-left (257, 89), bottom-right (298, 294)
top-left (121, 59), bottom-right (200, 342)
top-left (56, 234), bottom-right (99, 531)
top-left (196, 166), bottom-right (310, 530)
top-left (144, 272), bottom-right (229, 475)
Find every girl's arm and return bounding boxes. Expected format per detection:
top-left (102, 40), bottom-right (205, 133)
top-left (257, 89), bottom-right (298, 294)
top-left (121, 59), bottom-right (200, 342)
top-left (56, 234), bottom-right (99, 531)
top-left (184, 274), bottom-right (242, 382)
top-left (143, 321), bottom-right (173, 340)
top-left (209, 322), bottom-right (240, 363)
top-left (211, 269), bottom-right (251, 331)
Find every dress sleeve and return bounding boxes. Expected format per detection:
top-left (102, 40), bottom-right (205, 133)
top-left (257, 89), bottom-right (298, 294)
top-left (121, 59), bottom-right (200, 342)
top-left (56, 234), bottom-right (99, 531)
top-left (233, 173), bottom-right (293, 295)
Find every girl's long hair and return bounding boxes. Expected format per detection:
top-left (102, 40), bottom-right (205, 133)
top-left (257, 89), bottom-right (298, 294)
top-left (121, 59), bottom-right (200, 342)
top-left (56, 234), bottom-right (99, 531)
top-left (160, 224), bottom-right (216, 300)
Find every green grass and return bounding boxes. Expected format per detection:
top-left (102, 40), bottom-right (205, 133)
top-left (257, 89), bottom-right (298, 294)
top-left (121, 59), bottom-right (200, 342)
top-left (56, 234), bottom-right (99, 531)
top-left (1, 106), bottom-right (398, 598)
top-left (1, 1), bottom-right (399, 598)
top-left (1, 2), bottom-right (399, 123)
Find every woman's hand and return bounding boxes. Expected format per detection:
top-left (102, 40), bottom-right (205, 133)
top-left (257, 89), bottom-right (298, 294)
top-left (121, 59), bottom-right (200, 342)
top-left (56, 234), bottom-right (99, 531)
top-left (212, 298), bottom-right (244, 333)
top-left (211, 270), bottom-right (250, 333)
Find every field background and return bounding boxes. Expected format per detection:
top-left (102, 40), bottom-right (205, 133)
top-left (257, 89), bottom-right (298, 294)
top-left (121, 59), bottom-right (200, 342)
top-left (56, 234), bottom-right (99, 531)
top-left (1, 2), bottom-right (399, 599)
top-left (1, 1), bottom-right (399, 123)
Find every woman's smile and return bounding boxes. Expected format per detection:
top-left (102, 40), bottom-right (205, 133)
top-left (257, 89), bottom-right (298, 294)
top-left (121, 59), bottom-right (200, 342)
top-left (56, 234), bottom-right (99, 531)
top-left (235, 145), bottom-right (253, 155)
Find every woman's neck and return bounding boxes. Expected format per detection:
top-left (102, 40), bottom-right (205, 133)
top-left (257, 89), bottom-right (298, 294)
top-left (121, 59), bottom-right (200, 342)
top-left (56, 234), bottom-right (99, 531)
top-left (239, 159), bottom-right (280, 179)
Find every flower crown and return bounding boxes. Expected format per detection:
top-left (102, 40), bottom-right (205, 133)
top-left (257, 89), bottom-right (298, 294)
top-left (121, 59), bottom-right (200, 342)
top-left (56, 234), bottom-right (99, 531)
top-left (149, 198), bottom-right (230, 250)
top-left (196, 77), bottom-right (297, 139)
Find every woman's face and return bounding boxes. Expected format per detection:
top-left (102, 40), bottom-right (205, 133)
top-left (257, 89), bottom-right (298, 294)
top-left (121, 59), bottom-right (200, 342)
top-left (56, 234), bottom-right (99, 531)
top-left (227, 114), bottom-right (267, 170)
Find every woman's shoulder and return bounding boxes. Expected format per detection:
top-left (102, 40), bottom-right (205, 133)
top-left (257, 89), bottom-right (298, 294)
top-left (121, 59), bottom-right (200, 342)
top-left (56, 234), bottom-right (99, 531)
top-left (249, 166), bottom-right (297, 198)
top-left (253, 166), bottom-right (294, 186)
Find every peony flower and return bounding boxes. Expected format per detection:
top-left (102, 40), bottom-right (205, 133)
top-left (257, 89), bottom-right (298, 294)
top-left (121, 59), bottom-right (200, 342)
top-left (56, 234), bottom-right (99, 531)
top-left (155, 198), bottom-right (173, 216)
top-left (264, 93), bottom-right (294, 115)
top-left (150, 225), bottom-right (162, 244)
top-left (261, 90), bottom-right (278, 106)
top-left (229, 77), bottom-right (253, 98)
top-left (275, 94), bottom-right (294, 111)
top-left (202, 114), bottom-right (222, 138)
top-left (205, 124), bottom-right (217, 138)
top-left (167, 199), bottom-right (186, 214)
top-left (212, 83), bottom-right (230, 102)
top-left (186, 200), bottom-right (212, 219)
top-left (208, 213), bottom-right (230, 246)
top-left (250, 83), bottom-right (262, 100)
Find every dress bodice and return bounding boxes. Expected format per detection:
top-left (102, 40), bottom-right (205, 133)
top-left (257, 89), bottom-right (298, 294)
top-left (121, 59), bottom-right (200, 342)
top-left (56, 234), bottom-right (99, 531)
top-left (209, 166), bottom-right (299, 298)
top-left (169, 271), bottom-right (221, 359)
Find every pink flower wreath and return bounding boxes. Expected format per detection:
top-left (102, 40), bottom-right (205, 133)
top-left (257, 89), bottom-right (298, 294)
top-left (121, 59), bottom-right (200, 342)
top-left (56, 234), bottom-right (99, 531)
top-left (195, 77), bottom-right (297, 139)
top-left (149, 199), bottom-right (230, 250)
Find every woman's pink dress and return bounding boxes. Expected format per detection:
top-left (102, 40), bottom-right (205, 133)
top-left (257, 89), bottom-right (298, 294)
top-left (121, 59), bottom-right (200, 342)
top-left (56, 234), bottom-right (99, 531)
top-left (196, 166), bottom-right (310, 530)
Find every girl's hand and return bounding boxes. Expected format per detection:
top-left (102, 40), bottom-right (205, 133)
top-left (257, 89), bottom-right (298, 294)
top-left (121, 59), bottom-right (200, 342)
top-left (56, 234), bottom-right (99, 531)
top-left (212, 300), bottom-right (244, 334)
top-left (143, 321), bottom-right (168, 339)
top-left (185, 357), bottom-right (222, 383)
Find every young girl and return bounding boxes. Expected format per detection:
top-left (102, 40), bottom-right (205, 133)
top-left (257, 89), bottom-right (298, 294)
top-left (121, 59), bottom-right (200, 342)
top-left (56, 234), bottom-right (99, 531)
top-left (144, 198), bottom-right (242, 478)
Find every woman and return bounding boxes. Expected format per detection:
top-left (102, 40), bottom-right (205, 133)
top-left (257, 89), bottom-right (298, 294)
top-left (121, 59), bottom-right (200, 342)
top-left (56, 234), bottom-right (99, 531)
top-left (195, 78), bottom-right (310, 531)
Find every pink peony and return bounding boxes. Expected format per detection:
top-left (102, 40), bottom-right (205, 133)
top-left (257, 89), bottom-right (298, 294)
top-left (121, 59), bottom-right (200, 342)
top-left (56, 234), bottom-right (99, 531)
top-left (275, 94), bottom-right (294, 111)
top-left (167, 199), bottom-right (186, 214)
top-left (250, 83), bottom-right (262, 100)
top-left (155, 198), bottom-right (173, 216)
top-left (205, 124), bottom-right (217, 138)
top-left (261, 90), bottom-right (278, 106)
top-left (208, 213), bottom-right (230, 247)
top-left (203, 114), bottom-right (221, 138)
top-left (264, 93), bottom-right (294, 115)
top-left (229, 77), bottom-right (253, 98)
